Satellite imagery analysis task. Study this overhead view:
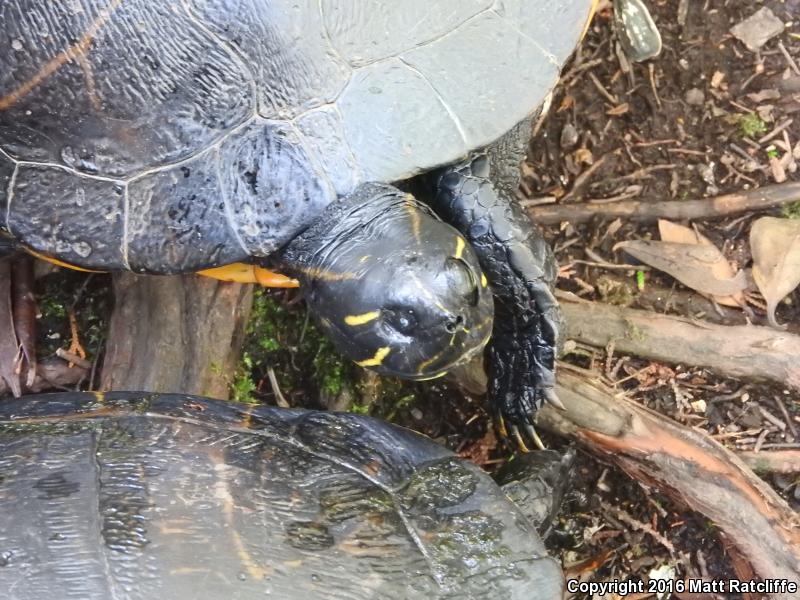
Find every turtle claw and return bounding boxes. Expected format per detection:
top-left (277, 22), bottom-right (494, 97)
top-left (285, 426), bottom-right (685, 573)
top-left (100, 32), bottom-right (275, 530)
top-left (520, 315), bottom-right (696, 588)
top-left (510, 424), bottom-right (532, 453)
top-left (500, 409), bottom-right (546, 453)
top-left (524, 422), bottom-right (546, 451)
top-left (543, 388), bottom-right (566, 411)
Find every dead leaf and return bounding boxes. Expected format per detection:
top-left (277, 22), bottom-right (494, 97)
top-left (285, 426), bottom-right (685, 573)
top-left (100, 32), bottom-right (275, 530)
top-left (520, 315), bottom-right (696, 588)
top-left (770, 156), bottom-right (787, 183)
top-left (657, 220), bottom-right (746, 307)
top-left (606, 103), bottom-right (630, 116)
top-left (574, 148), bottom-right (594, 165)
top-left (557, 95), bottom-right (575, 113)
top-left (615, 240), bottom-right (748, 297)
top-left (750, 216), bottom-right (800, 328)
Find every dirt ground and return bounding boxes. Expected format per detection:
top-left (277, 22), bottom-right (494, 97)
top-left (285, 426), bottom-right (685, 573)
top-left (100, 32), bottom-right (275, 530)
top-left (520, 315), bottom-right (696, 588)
top-left (12, 0), bottom-right (800, 598)
top-left (522, 0), bottom-right (800, 597)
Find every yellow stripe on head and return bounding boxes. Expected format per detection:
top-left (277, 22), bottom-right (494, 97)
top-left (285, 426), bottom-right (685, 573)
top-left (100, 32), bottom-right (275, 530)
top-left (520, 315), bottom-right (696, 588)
top-left (297, 266), bottom-right (358, 282)
top-left (345, 311), bottom-right (380, 326)
top-left (454, 236), bottom-right (465, 260)
top-left (356, 347), bottom-right (391, 367)
top-left (416, 371), bottom-right (447, 381)
top-left (481, 273), bottom-right (488, 288)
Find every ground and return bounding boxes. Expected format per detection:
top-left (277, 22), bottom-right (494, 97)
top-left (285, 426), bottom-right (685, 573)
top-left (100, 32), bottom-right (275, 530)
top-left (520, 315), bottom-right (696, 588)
top-left (8, 0), bottom-right (800, 598)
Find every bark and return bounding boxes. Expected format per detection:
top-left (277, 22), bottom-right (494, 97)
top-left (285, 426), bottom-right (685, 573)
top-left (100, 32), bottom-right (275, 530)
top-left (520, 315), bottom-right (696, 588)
top-left (530, 181), bottom-right (800, 225)
top-left (561, 296), bottom-right (800, 391)
top-left (100, 273), bottom-right (254, 399)
top-left (0, 259), bottom-right (20, 396)
top-left (738, 450), bottom-right (800, 474)
top-left (0, 358), bottom-right (87, 395)
top-left (11, 256), bottom-right (36, 387)
top-left (540, 368), bottom-right (800, 596)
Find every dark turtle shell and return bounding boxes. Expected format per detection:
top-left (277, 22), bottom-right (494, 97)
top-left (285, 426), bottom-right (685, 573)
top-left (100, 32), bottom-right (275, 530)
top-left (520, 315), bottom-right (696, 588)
top-left (0, 0), bottom-right (594, 273)
top-left (0, 392), bottom-right (563, 599)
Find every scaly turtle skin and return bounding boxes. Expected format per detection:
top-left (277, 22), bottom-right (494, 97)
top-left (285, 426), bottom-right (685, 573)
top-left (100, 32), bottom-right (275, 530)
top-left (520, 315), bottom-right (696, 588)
top-left (0, 1), bottom-right (597, 444)
top-left (0, 391), bottom-right (564, 599)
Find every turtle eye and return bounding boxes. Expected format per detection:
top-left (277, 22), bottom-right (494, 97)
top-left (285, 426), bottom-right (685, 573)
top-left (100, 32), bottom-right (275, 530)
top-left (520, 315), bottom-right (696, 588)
top-left (446, 257), bottom-right (479, 307)
top-left (383, 307), bottom-right (418, 335)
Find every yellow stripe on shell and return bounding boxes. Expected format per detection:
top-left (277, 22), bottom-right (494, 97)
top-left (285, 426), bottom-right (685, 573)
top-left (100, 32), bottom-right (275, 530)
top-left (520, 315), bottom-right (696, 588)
top-left (356, 346), bottom-right (391, 367)
top-left (344, 311), bottom-right (381, 326)
top-left (0, 0), bottom-right (124, 111)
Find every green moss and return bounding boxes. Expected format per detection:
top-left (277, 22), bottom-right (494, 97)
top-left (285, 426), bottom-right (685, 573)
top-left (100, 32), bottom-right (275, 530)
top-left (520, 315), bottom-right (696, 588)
top-left (738, 113), bottom-right (767, 138)
top-left (347, 402), bottom-right (371, 415)
top-left (36, 271), bottom-right (111, 360)
top-left (236, 289), bottom-right (419, 418)
top-left (781, 201), bottom-right (800, 220)
top-left (236, 289), bottom-right (356, 407)
top-left (230, 353), bottom-right (258, 404)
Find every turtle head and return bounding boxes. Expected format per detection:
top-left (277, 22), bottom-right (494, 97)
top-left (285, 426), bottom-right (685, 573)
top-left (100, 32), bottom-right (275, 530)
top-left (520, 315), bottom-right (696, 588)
top-left (276, 183), bottom-right (493, 380)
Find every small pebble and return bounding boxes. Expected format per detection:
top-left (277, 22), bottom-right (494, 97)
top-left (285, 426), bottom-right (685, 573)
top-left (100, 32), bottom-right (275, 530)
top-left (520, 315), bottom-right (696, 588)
top-left (730, 7), bottom-right (785, 51)
top-left (11, 39), bottom-right (23, 51)
top-left (560, 123), bottom-right (579, 149)
top-left (684, 88), bottom-right (705, 106)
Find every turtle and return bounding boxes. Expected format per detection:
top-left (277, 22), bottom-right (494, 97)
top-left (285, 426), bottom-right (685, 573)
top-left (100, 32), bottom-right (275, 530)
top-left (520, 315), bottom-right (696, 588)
top-left (0, 391), bottom-right (568, 599)
top-left (0, 0), bottom-right (598, 446)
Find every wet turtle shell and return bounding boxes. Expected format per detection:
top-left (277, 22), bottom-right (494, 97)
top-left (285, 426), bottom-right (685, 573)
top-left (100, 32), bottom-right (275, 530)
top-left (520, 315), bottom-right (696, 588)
top-left (0, 392), bottom-right (563, 599)
top-left (0, 0), bottom-right (594, 273)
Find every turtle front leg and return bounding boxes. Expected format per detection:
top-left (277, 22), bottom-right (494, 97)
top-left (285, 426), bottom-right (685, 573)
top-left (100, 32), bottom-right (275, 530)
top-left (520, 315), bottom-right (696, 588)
top-left (429, 153), bottom-right (563, 450)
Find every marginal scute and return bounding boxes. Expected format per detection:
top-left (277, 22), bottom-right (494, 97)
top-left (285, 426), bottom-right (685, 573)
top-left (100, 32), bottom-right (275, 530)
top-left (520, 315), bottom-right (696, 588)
top-left (189, 0), bottom-right (350, 119)
top-left (337, 59), bottom-right (467, 182)
top-left (292, 410), bottom-right (451, 490)
top-left (8, 165), bottom-right (126, 269)
top-left (0, 0), bottom-right (252, 177)
top-left (400, 10), bottom-right (558, 150)
top-left (0, 154), bottom-right (14, 231)
top-left (219, 120), bottom-right (334, 257)
top-left (126, 150), bottom-right (247, 273)
top-left (320, 0), bottom-right (493, 66)
top-left (295, 106), bottom-right (360, 197)
top-left (494, 0), bottom-right (596, 63)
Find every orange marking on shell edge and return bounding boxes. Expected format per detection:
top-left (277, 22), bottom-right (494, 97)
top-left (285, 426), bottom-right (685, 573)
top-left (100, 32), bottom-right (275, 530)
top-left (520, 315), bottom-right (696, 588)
top-left (0, 0), bottom-right (125, 112)
top-left (25, 247), bottom-right (102, 273)
top-left (198, 263), bottom-right (299, 288)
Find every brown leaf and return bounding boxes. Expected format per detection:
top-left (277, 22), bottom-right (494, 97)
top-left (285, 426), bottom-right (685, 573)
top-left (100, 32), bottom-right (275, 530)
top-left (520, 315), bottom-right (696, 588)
top-left (658, 220), bottom-right (746, 307)
top-left (557, 95), bottom-right (575, 113)
top-left (750, 216), bottom-right (800, 328)
top-left (615, 240), bottom-right (748, 296)
top-left (606, 102), bottom-right (630, 116)
top-left (574, 148), bottom-right (594, 165)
